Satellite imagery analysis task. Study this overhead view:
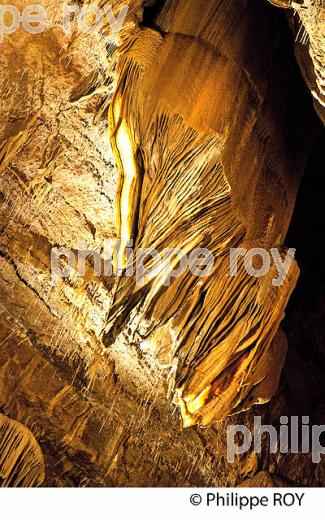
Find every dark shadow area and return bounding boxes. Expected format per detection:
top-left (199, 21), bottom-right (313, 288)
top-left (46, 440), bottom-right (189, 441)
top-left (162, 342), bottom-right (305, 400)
top-left (142, 0), bottom-right (166, 30)
top-left (282, 130), bottom-right (325, 421)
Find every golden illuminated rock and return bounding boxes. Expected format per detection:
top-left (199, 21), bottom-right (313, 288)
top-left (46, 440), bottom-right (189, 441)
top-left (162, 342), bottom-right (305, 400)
top-left (0, 413), bottom-right (45, 487)
top-left (104, 0), bottom-right (317, 425)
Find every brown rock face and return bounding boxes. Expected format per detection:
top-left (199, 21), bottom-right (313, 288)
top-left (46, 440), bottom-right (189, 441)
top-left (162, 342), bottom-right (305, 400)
top-left (0, 413), bottom-right (45, 486)
top-left (0, 0), bottom-right (322, 486)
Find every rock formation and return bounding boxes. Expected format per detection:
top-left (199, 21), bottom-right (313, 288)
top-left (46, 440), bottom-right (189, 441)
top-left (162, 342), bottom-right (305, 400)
top-left (266, 0), bottom-right (325, 122)
top-left (104, 0), bottom-right (321, 427)
top-left (0, 0), bottom-right (323, 486)
top-left (0, 413), bottom-right (44, 486)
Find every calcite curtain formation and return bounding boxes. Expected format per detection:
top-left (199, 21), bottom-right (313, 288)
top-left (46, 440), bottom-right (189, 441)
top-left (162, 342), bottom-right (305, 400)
top-left (0, 413), bottom-right (45, 487)
top-left (104, 0), bottom-right (315, 426)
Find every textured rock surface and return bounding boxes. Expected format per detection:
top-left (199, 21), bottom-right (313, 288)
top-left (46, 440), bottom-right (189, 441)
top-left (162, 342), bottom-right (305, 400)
top-left (0, 413), bottom-right (45, 486)
top-left (105, 0), bottom-right (319, 426)
top-left (266, 0), bottom-right (325, 122)
top-left (238, 470), bottom-right (289, 488)
top-left (0, 0), bottom-right (323, 486)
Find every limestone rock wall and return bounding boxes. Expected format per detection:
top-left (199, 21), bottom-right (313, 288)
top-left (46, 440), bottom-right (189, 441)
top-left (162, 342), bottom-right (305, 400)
top-left (0, 0), bottom-right (323, 486)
